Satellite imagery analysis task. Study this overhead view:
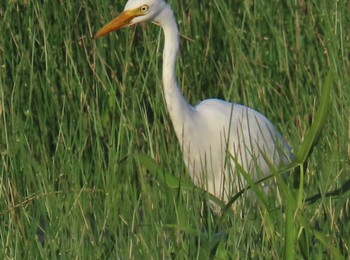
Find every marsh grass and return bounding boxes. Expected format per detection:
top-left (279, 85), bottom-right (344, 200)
top-left (0, 0), bottom-right (349, 258)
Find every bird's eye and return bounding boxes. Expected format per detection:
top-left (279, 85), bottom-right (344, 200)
top-left (140, 5), bottom-right (149, 13)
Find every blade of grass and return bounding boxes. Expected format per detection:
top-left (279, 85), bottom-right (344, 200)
top-left (295, 68), bottom-right (334, 163)
top-left (135, 153), bottom-right (227, 210)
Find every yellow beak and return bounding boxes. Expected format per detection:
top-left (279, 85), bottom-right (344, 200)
top-left (94, 9), bottom-right (140, 39)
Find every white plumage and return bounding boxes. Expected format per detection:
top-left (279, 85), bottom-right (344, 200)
top-left (95, 0), bottom-right (293, 201)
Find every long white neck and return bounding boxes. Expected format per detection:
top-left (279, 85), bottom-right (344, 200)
top-left (155, 5), bottom-right (193, 143)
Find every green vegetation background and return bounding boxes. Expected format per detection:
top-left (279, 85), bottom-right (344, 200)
top-left (0, 0), bottom-right (349, 258)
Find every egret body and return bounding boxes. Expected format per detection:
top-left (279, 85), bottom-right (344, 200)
top-left (95, 0), bottom-right (293, 201)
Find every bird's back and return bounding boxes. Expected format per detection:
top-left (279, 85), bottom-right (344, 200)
top-left (182, 98), bottom-right (293, 200)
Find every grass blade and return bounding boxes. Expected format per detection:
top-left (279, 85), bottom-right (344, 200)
top-left (296, 69), bottom-right (334, 163)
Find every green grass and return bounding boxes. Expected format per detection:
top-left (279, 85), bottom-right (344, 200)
top-left (0, 0), bottom-right (349, 258)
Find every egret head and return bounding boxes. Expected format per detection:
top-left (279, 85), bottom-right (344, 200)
top-left (94, 0), bottom-right (166, 39)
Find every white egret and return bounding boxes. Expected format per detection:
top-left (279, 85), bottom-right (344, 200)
top-left (95, 0), bottom-right (293, 201)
